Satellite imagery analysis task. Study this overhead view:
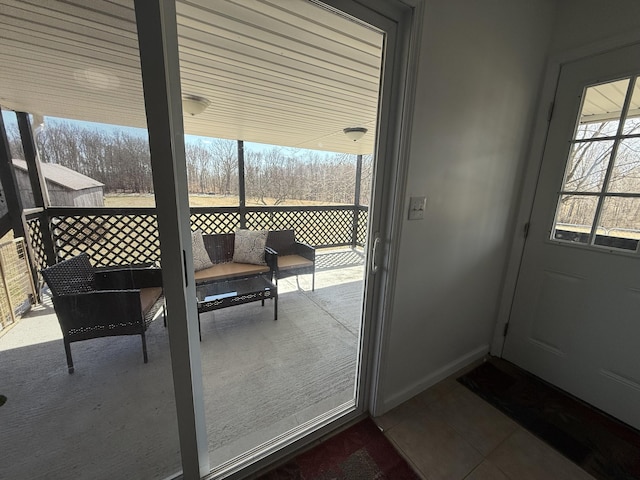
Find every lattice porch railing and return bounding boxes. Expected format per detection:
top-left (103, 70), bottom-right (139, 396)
top-left (48, 207), bottom-right (161, 267)
top-left (356, 206), bottom-right (368, 247)
top-left (25, 205), bottom-right (368, 270)
top-left (25, 213), bottom-right (48, 275)
top-left (246, 205), bottom-right (359, 247)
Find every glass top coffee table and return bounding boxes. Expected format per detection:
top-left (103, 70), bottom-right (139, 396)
top-left (195, 274), bottom-right (277, 339)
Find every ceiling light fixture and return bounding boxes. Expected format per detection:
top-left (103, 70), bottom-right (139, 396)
top-left (182, 95), bottom-right (210, 116)
top-left (343, 127), bottom-right (368, 142)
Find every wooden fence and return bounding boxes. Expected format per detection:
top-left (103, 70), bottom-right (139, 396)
top-left (0, 238), bottom-right (36, 334)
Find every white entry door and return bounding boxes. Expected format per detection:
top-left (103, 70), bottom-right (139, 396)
top-left (503, 43), bottom-right (640, 430)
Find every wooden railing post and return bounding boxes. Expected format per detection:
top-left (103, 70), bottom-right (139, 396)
top-left (16, 112), bottom-right (56, 267)
top-left (237, 140), bottom-right (247, 229)
top-left (351, 154), bottom-right (363, 248)
top-left (38, 212), bottom-right (56, 267)
top-left (16, 112), bottom-right (50, 208)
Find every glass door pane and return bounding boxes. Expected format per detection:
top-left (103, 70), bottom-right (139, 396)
top-left (0, 1), bottom-right (182, 479)
top-left (175, 0), bottom-right (384, 471)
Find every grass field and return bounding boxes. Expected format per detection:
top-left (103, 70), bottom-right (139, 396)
top-left (104, 194), bottom-right (347, 208)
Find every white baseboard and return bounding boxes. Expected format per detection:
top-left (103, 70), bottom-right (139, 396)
top-left (375, 344), bottom-right (489, 415)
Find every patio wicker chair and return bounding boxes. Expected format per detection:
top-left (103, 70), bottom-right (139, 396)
top-left (41, 253), bottom-right (164, 374)
top-left (266, 229), bottom-right (316, 291)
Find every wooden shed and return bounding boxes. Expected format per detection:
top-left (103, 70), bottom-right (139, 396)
top-left (12, 159), bottom-right (104, 208)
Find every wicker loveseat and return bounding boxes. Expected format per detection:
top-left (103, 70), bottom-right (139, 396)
top-left (41, 253), bottom-right (164, 373)
top-left (194, 232), bottom-right (277, 284)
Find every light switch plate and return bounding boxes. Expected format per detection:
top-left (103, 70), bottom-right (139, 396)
top-left (408, 196), bottom-right (426, 220)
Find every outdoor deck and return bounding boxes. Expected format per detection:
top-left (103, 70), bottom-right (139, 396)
top-left (0, 249), bottom-right (365, 480)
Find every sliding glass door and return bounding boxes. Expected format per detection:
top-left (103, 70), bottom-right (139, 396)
top-left (134, 0), bottom-right (414, 477)
top-left (171, 0), bottom-right (383, 472)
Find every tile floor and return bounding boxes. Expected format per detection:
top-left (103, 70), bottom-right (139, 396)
top-left (373, 360), bottom-right (596, 480)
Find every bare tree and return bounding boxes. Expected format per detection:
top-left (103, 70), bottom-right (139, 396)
top-left (7, 119), bottom-right (375, 205)
top-left (557, 118), bottom-right (640, 230)
top-left (209, 139), bottom-right (237, 196)
top-left (186, 142), bottom-right (214, 193)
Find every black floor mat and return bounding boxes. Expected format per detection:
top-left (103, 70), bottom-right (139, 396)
top-left (458, 359), bottom-right (640, 480)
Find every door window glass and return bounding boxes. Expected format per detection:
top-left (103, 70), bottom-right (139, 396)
top-left (577, 79), bottom-right (628, 138)
top-left (594, 197), bottom-right (640, 250)
top-left (553, 195), bottom-right (599, 244)
top-left (608, 139), bottom-right (640, 193)
top-left (552, 77), bottom-right (640, 252)
top-left (623, 81), bottom-right (640, 133)
top-left (562, 141), bottom-right (614, 192)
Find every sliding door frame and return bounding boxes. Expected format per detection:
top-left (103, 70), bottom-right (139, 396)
top-left (134, 1), bottom-right (209, 477)
top-left (133, 0), bottom-right (423, 478)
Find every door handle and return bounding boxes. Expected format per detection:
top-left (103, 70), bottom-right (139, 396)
top-left (370, 236), bottom-right (381, 274)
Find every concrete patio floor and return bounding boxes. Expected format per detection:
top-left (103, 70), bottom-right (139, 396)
top-left (0, 248), bottom-right (365, 480)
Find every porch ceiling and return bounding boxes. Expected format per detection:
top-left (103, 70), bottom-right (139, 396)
top-left (0, 0), bottom-right (382, 155)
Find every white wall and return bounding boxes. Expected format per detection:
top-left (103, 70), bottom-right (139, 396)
top-left (377, 0), bottom-right (557, 412)
top-left (550, 0), bottom-right (640, 55)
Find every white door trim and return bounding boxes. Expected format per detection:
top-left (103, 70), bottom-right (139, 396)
top-left (364, 0), bottom-right (425, 418)
top-left (492, 30), bottom-right (640, 356)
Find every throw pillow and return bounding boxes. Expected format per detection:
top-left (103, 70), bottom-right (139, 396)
top-left (191, 230), bottom-right (214, 271)
top-left (233, 229), bottom-right (268, 265)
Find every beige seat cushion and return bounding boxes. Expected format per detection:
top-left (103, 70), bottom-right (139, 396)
top-left (194, 262), bottom-right (270, 283)
top-left (140, 287), bottom-right (163, 314)
top-left (277, 255), bottom-right (314, 270)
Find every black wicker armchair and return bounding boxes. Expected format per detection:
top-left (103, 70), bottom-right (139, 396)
top-left (266, 230), bottom-right (316, 291)
top-left (41, 253), bottom-right (164, 374)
